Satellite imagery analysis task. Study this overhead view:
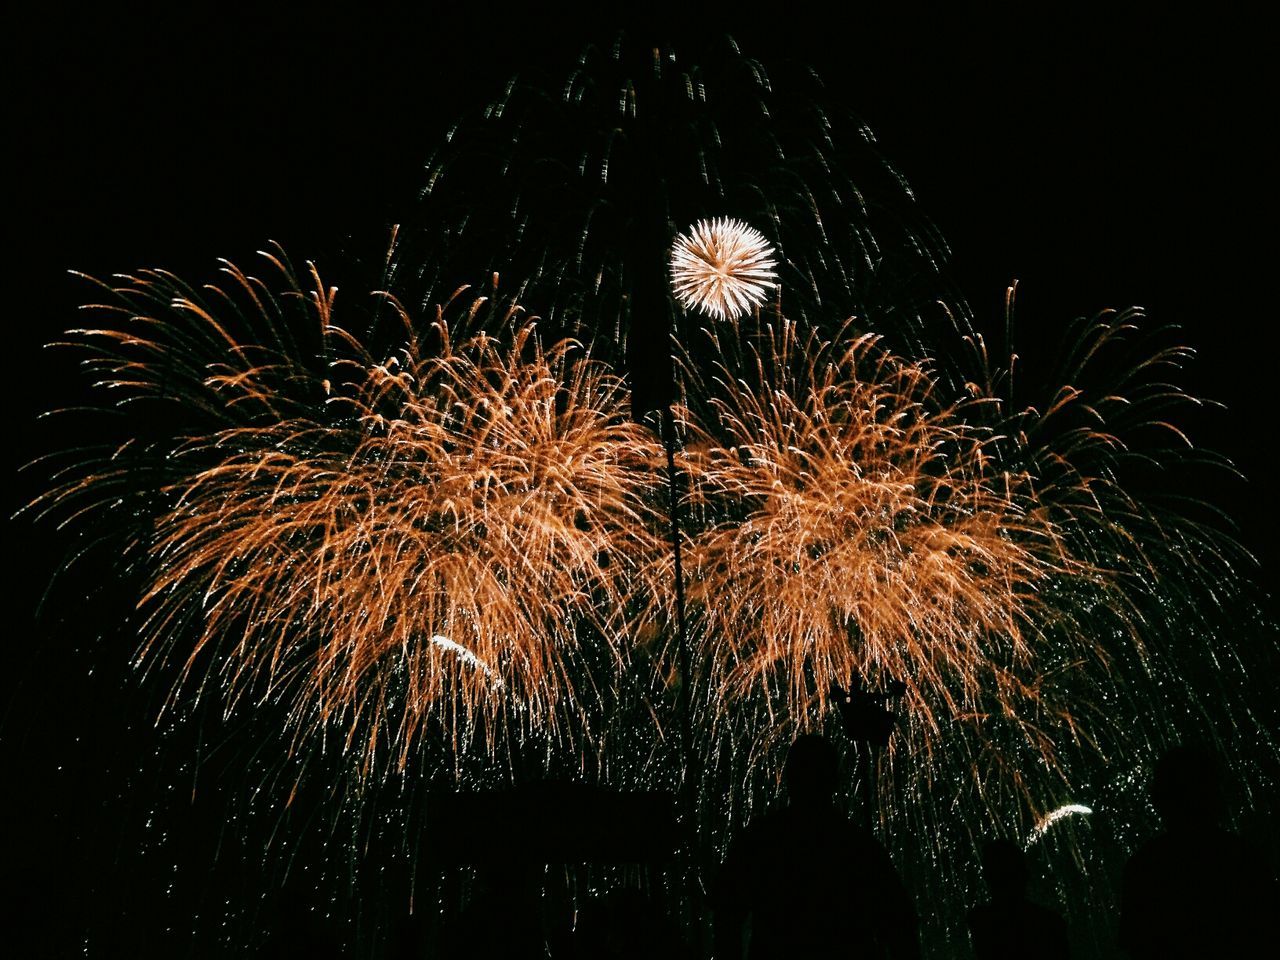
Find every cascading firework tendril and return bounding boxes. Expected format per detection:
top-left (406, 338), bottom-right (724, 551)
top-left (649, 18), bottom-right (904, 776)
top-left (31, 251), bottom-right (668, 774)
top-left (25, 34), bottom-right (1279, 960)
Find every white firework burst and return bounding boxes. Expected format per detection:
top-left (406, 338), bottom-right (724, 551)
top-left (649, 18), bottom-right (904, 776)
top-left (670, 218), bottom-right (779, 321)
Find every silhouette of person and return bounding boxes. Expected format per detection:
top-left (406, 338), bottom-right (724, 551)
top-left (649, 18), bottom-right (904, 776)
top-left (714, 734), bottom-right (919, 959)
top-left (1119, 745), bottom-right (1276, 959)
top-left (967, 838), bottom-right (1068, 960)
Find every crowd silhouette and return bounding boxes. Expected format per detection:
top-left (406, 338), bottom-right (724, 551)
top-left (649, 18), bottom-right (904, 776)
top-left (967, 839), bottom-right (1068, 960)
top-left (1118, 745), bottom-right (1274, 959)
top-left (367, 738), bottom-right (1275, 958)
top-left (714, 734), bottom-right (918, 959)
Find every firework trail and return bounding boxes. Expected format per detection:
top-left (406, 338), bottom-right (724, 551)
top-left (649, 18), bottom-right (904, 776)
top-left (26, 35), bottom-right (1280, 958)
top-left (31, 250), bottom-right (667, 774)
top-left (1027, 804), bottom-right (1092, 847)
top-left (391, 36), bottom-right (971, 413)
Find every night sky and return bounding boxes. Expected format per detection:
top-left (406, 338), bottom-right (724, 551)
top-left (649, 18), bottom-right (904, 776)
top-left (6, 4), bottom-right (1277, 956)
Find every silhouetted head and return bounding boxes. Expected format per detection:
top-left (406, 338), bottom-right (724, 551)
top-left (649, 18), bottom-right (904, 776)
top-left (1151, 744), bottom-right (1225, 830)
top-left (981, 839), bottom-right (1028, 901)
top-left (784, 734), bottom-right (839, 806)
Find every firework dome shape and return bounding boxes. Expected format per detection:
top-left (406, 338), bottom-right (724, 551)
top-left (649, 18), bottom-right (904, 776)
top-left (670, 218), bottom-right (779, 321)
top-left (33, 254), bottom-right (667, 772)
top-left (25, 38), bottom-right (1277, 957)
top-left (673, 317), bottom-right (1093, 778)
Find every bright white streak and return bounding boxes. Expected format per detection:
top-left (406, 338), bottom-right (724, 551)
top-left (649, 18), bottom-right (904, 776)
top-left (1026, 803), bottom-right (1093, 847)
top-left (429, 634), bottom-right (505, 690)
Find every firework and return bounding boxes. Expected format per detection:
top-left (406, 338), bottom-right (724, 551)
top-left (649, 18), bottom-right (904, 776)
top-left (392, 38), bottom-right (967, 375)
top-left (669, 218), bottom-right (778, 321)
top-left (680, 318), bottom-right (1056, 716)
top-left (32, 256), bottom-right (1277, 958)
top-left (669, 315), bottom-right (1102, 805)
top-left (1026, 804), bottom-right (1092, 847)
top-left (34, 251), bottom-right (667, 772)
top-left (28, 35), bottom-right (1279, 959)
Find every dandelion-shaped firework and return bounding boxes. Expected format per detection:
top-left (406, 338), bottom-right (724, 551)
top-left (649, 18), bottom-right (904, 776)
top-left (666, 303), bottom-right (1276, 948)
top-left (670, 218), bottom-right (778, 321)
top-left (32, 250), bottom-right (666, 772)
top-left (674, 317), bottom-right (1095, 802)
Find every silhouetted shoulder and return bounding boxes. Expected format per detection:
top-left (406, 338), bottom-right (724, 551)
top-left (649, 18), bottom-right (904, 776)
top-left (715, 736), bottom-right (919, 960)
top-left (968, 837), bottom-right (1069, 960)
top-left (721, 805), bottom-right (916, 959)
top-left (1120, 826), bottom-right (1272, 959)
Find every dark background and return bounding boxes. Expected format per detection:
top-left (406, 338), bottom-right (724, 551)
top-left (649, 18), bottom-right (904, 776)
top-left (11, 4), bottom-right (1276, 567)
top-left (5, 3), bottom-right (1276, 956)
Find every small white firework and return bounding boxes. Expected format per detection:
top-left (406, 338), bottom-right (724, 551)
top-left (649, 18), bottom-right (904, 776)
top-left (670, 217), bottom-right (778, 321)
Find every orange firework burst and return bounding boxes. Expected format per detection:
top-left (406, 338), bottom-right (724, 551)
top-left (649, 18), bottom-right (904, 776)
top-left (657, 298), bottom-right (1267, 865)
top-left (31, 249), bottom-right (1266, 891)
top-left (35, 251), bottom-right (666, 772)
top-left (672, 315), bottom-right (1108, 798)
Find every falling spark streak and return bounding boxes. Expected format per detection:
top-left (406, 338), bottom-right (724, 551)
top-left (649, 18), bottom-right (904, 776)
top-left (429, 635), bottom-right (504, 691)
top-left (1026, 803), bottom-right (1093, 847)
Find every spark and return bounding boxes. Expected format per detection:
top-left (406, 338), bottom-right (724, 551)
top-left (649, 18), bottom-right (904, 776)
top-left (1026, 804), bottom-right (1093, 847)
top-left (670, 218), bottom-right (778, 321)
